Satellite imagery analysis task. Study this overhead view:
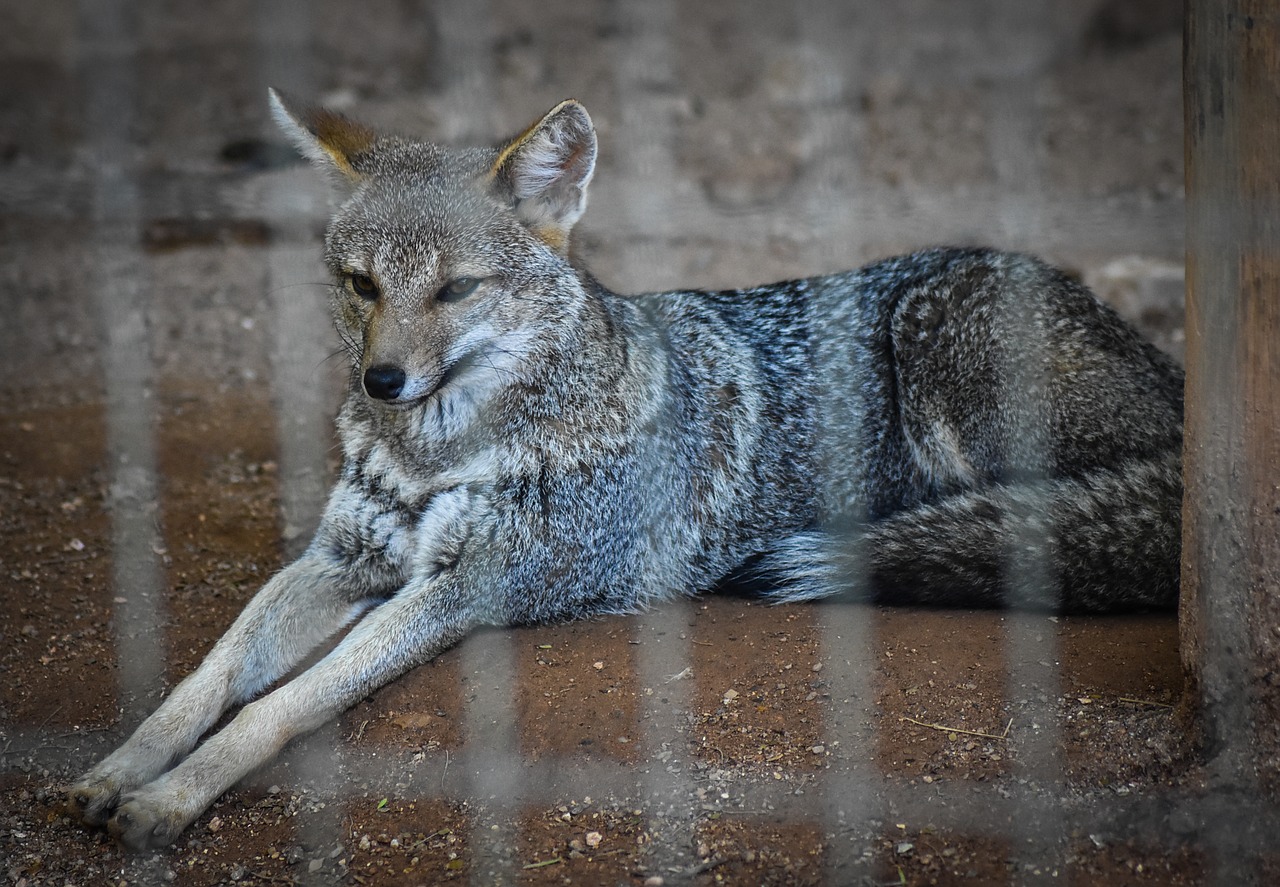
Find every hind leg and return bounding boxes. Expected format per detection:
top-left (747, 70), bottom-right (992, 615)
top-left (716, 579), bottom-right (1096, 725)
top-left (889, 254), bottom-right (1057, 491)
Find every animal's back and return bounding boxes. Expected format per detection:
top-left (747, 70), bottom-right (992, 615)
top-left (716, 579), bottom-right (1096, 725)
top-left (688, 247), bottom-right (1186, 612)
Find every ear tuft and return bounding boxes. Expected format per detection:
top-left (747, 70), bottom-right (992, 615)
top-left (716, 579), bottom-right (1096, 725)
top-left (490, 100), bottom-right (597, 252)
top-left (269, 88), bottom-right (376, 184)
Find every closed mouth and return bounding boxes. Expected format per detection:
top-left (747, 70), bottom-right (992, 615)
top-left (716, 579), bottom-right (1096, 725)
top-left (430, 350), bottom-right (480, 398)
top-left (375, 351), bottom-right (482, 410)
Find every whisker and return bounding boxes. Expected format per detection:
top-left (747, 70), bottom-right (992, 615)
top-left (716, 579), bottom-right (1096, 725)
top-left (263, 281), bottom-right (341, 298)
top-left (320, 347), bottom-right (352, 367)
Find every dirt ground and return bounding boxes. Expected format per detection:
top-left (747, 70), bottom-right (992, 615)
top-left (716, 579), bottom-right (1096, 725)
top-left (0, 1), bottom-right (1233, 885)
top-left (0, 395), bottom-right (1196, 885)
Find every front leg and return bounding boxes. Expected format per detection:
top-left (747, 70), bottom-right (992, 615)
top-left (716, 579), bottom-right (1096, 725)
top-left (69, 546), bottom-right (376, 827)
top-left (101, 485), bottom-right (484, 849)
top-left (107, 563), bottom-right (479, 849)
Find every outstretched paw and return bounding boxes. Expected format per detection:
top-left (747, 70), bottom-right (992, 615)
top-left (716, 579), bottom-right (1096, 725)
top-left (68, 771), bottom-right (128, 827)
top-left (69, 741), bottom-right (180, 830)
top-left (107, 787), bottom-right (193, 851)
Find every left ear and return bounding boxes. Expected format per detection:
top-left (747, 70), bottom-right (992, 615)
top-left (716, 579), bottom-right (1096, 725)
top-left (269, 87), bottom-right (377, 188)
top-left (489, 100), bottom-right (597, 253)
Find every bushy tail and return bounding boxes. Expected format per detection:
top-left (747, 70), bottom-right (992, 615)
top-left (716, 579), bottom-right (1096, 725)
top-left (761, 453), bottom-right (1181, 614)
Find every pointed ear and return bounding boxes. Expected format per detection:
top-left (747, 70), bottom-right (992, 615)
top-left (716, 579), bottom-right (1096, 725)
top-left (268, 88), bottom-right (376, 185)
top-left (489, 100), bottom-right (597, 253)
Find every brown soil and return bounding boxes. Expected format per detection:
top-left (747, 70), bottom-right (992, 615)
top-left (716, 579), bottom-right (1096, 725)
top-left (1, 387), bottom-right (1201, 886)
top-left (0, 3), bottom-right (1227, 883)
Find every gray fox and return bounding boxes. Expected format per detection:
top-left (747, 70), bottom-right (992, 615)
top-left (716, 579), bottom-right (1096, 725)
top-left (70, 93), bottom-right (1183, 849)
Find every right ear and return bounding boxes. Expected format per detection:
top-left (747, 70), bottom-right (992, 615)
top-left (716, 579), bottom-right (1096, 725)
top-left (268, 88), bottom-right (376, 185)
top-left (488, 100), bottom-right (597, 253)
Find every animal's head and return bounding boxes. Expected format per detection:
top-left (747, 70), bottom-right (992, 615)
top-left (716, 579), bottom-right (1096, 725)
top-left (270, 90), bottom-right (597, 415)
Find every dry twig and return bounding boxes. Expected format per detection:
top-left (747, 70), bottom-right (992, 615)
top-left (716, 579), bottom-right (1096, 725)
top-left (898, 715), bottom-right (1012, 742)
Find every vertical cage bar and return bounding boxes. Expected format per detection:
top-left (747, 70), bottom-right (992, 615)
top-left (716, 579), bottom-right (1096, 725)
top-left (78, 0), bottom-right (167, 726)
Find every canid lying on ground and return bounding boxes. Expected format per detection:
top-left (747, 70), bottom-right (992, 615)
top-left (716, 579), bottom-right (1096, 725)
top-left (70, 93), bottom-right (1183, 849)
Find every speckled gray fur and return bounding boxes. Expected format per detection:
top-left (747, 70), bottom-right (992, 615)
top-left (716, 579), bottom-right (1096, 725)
top-left (70, 96), bottom-right (1183, 849)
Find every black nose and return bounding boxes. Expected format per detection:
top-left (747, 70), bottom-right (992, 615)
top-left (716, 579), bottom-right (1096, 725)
top-left (363, 364), bottom-right (406, 401)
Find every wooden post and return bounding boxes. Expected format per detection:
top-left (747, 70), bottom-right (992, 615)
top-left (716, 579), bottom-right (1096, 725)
top-left (1182, 0), bottom-right (1280, 789)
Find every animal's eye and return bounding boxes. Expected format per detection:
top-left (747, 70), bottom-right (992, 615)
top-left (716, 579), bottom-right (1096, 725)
top-left (348, 273), bottom-right (379, 300)
top-left (437, 277), bottom-right (482, 303)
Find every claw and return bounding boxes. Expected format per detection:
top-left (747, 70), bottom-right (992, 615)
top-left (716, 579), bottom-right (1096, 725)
top-left (68, 779), bottom-right (121, 827)
top-left (107, 792), bottom-right (187, 851)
